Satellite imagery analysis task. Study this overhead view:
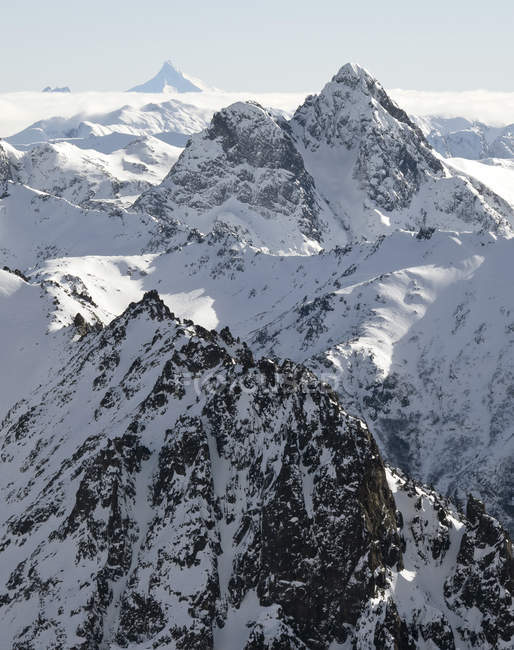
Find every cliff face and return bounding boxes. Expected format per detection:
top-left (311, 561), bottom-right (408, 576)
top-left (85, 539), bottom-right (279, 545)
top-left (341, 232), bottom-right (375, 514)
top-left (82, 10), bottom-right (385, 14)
top-left (0, 142), bottom-right (14, 196)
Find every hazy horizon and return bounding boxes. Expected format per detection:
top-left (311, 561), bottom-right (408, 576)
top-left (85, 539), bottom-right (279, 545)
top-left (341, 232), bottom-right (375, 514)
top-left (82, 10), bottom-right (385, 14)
top-left (1, 0), bottom-right (513, 93)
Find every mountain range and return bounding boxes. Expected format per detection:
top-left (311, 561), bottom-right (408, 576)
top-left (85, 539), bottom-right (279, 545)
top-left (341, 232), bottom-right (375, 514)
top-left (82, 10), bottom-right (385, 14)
top-left (0, 62), bottom-right (512, 648)
top-left (416, 116), bottom-right (514, 160)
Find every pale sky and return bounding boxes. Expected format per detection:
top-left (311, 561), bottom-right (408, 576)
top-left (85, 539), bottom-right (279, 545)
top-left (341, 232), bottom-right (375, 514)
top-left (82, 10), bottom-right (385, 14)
top-left (1, 0), bottom-right (513, 92)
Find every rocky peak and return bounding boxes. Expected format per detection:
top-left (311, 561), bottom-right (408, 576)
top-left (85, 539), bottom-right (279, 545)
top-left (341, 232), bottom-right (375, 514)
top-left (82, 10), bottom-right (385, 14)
top-left (331, 62), bottom-right (419, 131)
top-left (123, 289), bottom-right (175, 323)
top-left (206, 101), bottom-right (299, 169)
top-left (290, 63), bottom-right (512, 238)
top-left (291, 62), bottom-right (443, 178)
top-left (135, 101), bottom-right (336, 254)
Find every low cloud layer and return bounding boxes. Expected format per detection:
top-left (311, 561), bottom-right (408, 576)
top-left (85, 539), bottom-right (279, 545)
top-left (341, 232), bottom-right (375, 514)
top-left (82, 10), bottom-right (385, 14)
top-left (0, 91), bottom-right (307, 138)
top-left (390, 89), bottom-right (514, 126)
top-left (0, 88), bottom-right (512, 139)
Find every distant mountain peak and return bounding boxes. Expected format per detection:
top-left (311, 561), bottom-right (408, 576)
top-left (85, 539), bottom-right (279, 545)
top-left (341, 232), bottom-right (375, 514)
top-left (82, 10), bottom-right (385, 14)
top-left (42, 86), bottom-right (71, 93)
top-left (127, 60), bottom-right (204, 93)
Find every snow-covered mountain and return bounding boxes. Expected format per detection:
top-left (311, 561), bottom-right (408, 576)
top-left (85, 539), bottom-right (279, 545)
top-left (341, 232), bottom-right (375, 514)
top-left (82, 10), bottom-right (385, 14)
top-left (0, 290), bottom-right (511, 648)
top-left (1, 61), bottom-right (513, 648)
top-left (136, 63), bottom-right (513, 251)
top-left (127, 60), bottom-right (205, 93)
top-left (416, 116), bottom-right (514, 160)
top-left (1, 98), bottom-right (213, 211)
top-left (6, 98), bottom-right (211, 149)
top-left (1, 137), bottom-right (181, 210)
top-left (18, 225), bottom-right (511, 535)
top-left (289, 64), bottom-right (512, 240)
top-left (0, 98), bottom-right (214, 214)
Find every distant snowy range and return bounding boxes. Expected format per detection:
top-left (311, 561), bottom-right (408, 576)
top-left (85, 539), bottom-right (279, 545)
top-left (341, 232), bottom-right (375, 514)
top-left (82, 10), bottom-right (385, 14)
top-left (0, 61), bottom-right (513, 649)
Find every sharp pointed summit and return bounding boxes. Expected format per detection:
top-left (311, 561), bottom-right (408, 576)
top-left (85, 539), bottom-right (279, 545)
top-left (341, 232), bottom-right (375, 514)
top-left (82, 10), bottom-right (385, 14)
top-left (127, 60), bottom-right (204, 93)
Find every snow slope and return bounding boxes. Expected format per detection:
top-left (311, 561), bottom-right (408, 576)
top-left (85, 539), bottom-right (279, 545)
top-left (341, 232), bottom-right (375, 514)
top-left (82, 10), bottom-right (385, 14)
top-left (0, 181), bottom-right (164, 269)
top-left (0, 269), bottom-right (74, 422)
top-left (446, 157), bottom-right (514, 209)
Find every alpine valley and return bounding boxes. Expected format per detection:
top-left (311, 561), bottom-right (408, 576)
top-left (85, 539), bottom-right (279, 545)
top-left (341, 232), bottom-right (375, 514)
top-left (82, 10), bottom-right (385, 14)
top-left (0, 62), bottom-right (512, 649)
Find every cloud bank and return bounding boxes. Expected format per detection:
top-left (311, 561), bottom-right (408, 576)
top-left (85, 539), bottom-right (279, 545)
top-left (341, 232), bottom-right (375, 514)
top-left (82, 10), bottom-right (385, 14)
top-left (0, 88), bottom-right (512, 139)
top-left (389, 89), bottom-right (514, 126)
top-left (0, 91), bottom-right (308, 138)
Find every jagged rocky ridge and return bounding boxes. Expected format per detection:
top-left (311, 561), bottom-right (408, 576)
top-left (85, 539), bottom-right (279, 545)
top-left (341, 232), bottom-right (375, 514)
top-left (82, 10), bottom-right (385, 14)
top-left (0, 291), bottom-right (512, 649)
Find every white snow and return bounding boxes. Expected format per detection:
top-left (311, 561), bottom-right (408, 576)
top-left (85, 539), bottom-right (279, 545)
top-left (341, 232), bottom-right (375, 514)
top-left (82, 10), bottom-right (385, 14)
top-left (446, 157), bottom-right (514, 208)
